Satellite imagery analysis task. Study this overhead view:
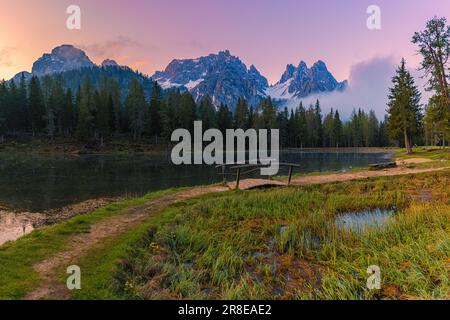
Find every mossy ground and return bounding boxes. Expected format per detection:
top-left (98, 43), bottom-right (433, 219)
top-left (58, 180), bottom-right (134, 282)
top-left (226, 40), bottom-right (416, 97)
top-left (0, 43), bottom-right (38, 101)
top-left (111, 170), bottom-right (449, 300)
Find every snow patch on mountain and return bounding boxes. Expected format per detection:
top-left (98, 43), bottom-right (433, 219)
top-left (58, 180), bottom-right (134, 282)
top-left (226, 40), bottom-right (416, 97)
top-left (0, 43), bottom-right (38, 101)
top-left (152, 50), bottom-right (268, 108)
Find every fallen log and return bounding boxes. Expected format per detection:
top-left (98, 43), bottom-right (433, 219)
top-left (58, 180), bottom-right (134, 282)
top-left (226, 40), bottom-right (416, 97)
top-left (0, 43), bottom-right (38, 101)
top-left (369, 162), bottom-right (397, 171)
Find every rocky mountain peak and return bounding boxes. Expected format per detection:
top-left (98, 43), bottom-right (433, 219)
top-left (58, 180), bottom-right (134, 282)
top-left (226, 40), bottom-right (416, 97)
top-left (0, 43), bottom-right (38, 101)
top-left (31, 44), bottom-right (94, 76)
top-left (152, 50), bottom-right (268, 108)
top-left (101, 59), bottom-right (119, 67)
top-left (267, 60), bottom-right (347, 100)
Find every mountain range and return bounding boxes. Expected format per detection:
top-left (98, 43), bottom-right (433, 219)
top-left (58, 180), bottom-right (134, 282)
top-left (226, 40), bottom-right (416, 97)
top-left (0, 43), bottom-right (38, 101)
top-left (11, 45), bottom-right (348, 109)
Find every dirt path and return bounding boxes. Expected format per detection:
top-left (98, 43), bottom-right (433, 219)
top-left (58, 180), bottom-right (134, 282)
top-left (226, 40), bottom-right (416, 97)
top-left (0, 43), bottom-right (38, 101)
top-left (24, 186), bottom-right (228, 300)
top-left (291, 166), bottom-right (447, 186)
top-left (24, 165), bottom-right (448, 300)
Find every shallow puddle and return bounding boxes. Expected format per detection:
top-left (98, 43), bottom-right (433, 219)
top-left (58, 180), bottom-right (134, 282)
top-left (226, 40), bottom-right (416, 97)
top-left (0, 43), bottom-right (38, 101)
top-left (335, 208), bottom-right (395, 233)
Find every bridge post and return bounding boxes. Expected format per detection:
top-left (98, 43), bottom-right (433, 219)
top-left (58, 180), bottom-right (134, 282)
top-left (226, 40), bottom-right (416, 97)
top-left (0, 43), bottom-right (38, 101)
top-left (288, 166), bottom-right (294, 185)
top-left (236, 168), bottom-right (241, 190)
top-left (222, 165), bottom-right (226, 184)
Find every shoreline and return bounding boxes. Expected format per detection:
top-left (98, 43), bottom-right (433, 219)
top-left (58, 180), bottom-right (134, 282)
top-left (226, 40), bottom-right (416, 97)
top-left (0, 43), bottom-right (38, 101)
top-left (0, 197), bottom-right (122, 246)
top-left (0, 136), bottom-right (396, 156)
top-left (1, 158), bottom-right (446, 247)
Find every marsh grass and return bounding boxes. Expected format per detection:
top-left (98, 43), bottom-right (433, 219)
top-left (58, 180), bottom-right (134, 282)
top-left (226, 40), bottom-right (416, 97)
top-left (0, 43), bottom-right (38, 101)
top-left (0, 188), bottom-right (180, 300)
top-left (114, 170), bottom-right (449, 300)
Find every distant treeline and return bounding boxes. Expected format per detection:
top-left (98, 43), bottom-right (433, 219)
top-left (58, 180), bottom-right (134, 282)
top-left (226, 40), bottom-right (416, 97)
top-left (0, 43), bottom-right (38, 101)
top-left (0, 74), bottom-right (392, 148)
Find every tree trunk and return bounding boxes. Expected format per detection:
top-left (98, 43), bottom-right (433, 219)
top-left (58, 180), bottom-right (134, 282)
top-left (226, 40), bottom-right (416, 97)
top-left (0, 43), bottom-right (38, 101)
top-left (404, 128), bottom-right (412, 154)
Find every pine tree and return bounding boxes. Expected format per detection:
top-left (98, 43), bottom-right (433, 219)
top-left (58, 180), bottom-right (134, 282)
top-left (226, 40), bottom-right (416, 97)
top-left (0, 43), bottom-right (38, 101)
top-left (287, 110), bottom-right (298, 148)
top-left (332, 110), bottom-right (343, 148)
top-left (0, 81), bottom-right (7, 141)
top-left (277, 107), bottom-right (289, 147)
top-left (425, 95), bottom-right (450, 146)
top-left (412, 17), bottom-right (450, 113)
top-left (125, 78), bottom-right (147, 141)
top-left (163, 89), bottom-right (181, 140)
top-left (255, 97), bottom-right (277, 130)
top-left (367, 110), bottom-right (380, 147)
top-left (217, 104), bottom-right (232, 134)
top-left (179, 91), bottom-right (196, 133)
top-left (17, 73), bottom-right (28, 132)
top-left (96, 90), bottom-right (110, 146)
top-left (234, 97), bottom-right (249, 129)
top-left (28, 76), bottom-right (46, 136)
top-left (62, 89), bottom-right (74, 136)
top-left (323, 109), bottom-right (334, 147)
top-left (198, 95), bottom-right (217, 130)
top-left (314, 100), bottom-right (323, 147)
top-left (148, 82), bottom-right (163, 140)
top-left (76, 80), bottom-right (95, 142)
top-left (295, 103), bottom-right (308, 148)
top-left (387, 59), bottom-right (422, 153)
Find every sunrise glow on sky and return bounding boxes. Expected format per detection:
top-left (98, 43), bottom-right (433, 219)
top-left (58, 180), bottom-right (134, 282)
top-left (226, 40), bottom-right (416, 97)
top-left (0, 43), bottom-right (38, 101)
top-left (0, 0), bottom-right (449, 84)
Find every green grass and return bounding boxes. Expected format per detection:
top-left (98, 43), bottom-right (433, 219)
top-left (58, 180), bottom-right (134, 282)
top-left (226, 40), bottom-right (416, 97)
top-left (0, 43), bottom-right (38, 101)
top-left (0, 188), bottom-right (181, 300)
top-left (395, 146), bottom-right (450, 161)
top-left (1, 150), bottom-right (449, 300)
top-left (67, 191), bottom-right (231, 300)
top-left (113, 170), bottom-right (450, 300)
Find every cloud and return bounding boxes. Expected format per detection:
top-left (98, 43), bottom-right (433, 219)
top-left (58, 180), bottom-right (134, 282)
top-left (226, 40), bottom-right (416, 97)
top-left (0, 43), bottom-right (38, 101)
top-left (78, 36), bottom-right (144, 61)
top-left (285, 56), bottom-right (429, 120)
top-left (0, 48), bottom-right (15, 67)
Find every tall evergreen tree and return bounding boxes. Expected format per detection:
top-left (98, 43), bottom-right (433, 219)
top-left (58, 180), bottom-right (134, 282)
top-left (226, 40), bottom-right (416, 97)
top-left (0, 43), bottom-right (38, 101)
top-left (76, 80), bottom-right (95, 142)
top-left (62, 89), bottom-right (74, 136)
top-left (125, 78), bottom-right (147, 141)
top-left (148, 82), bottom-right (163, 139)
top-left (163, 89), bottom-right (181, 141)
top-left (234, 97), bottom-right (249, 129)
top-left (28, 76), bottom-right (46, 136)
top-left (412, 17), bottom-right (449, 112)
top-left (198, 95), bottom-right (217, 130)
top-left (387, 59), bottom-right (423, 153)
top-left (333, 110), bottom-right (343, 148)
top-left (179, 91), bottom-right (197, 133)
top-left (217, 104), bottom-right (232, 134)
top-left (323, 109), bottom-right (335, 147)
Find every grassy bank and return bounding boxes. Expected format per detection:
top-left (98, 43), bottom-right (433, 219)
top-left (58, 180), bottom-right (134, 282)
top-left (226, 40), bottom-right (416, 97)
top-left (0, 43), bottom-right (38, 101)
top-left (0, 148), bottom-right (448, 300)
top-left (0, 136), bottom-right (168, 155)
top-left (110, 171), bottom-right (449, 300)
top-left (0, 188), bottom-right (181, 299)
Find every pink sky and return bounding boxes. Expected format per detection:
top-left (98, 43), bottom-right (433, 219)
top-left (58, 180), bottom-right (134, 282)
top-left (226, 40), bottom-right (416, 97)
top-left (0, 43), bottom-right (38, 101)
top-left (0, 0), bottom-right (449, 84)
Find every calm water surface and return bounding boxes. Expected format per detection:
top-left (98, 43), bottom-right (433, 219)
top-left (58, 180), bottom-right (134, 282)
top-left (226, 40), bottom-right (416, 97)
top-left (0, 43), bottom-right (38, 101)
top-left (0, 151), bottom-right (392, 212)
top-left (336, 208), bottom-right (395, 233)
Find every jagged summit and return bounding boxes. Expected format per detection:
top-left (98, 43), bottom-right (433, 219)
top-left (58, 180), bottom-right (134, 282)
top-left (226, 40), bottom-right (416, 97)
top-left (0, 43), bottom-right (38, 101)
top-left (101, 59), bottom-right (120, 67)
top-left (31, 44), bottom-right (95, 76)
top-left (152, 50), bottom-right (268, 108)
top-left (267, 60), bottom-right (347, 100)
top-left (10, 45), bottom-right (348, 109)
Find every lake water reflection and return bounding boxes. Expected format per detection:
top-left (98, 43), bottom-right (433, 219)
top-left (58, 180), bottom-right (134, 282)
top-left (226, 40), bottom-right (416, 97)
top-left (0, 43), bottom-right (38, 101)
top-left (0, 151), bottom-right (392, 212)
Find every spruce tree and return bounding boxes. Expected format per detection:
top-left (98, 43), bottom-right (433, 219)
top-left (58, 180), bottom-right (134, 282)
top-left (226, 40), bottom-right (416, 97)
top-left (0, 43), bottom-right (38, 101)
top-left (148, 82), bottom-right (163, 139)
top-left (198, 95), bottom-right (217, 130)
top-left (125, 78), bottom-right (147, 141)
top-left (387, 59), bottom-right (422, 153)
top-left (28, 76), bottom-right (46, 136)
top-left (332, 110), bottom-right (343, 148)
top-left (234, 97), bottom-right (249, 129)
top-left (217, 104), bottom-right (232, 134)
top-left (76, 80), bottom-right (95, 142)
top-left (412, 17), bottom-right (449, 112)
top-left (179, 91), bottom-right (197, 133)
top-left (62, 89), bottom-right (74, 136)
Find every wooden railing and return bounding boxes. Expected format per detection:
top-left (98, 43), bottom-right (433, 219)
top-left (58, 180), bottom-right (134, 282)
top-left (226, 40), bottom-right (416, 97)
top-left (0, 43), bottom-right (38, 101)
top-left (216, 162), bottom-right (302, 189)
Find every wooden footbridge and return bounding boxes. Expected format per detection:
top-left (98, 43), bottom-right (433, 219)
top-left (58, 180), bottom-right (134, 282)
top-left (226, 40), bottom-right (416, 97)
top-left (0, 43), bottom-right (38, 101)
top-left (217, 163), bottom-right (302, 190)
